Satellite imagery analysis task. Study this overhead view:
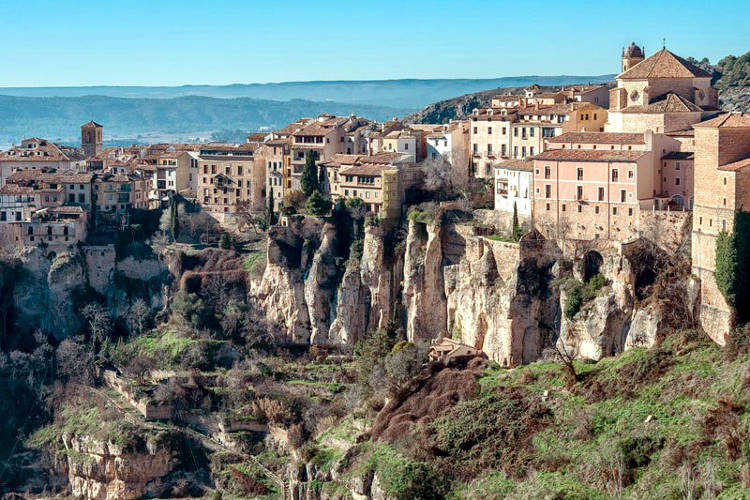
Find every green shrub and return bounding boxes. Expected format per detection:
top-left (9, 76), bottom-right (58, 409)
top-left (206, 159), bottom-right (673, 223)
top-left (306, 190), bottom-right (332, 217)
top-left (564, 285), bottom-right (583, 319)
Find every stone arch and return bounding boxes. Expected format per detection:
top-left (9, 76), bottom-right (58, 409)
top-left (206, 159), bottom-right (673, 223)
top-left (583, 250), bottom-right (603, 282)
top-left (668, 194), bottom-right (684, 210)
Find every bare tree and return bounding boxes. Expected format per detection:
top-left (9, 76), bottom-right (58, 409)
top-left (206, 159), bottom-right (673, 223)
top-left (420, 155), bottom-right (470, 199)
top-left (81, 303), bottom-right (112, 356)
top-left (125, 298), bottom-right (150, 336)
top-left (56, 337), bottom-right (96, 385)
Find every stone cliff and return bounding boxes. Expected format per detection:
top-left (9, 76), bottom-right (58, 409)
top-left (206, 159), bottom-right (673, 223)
top-left (1, 246), bottom-right (169, 339)
top-left (251, 208), bottom-right (698, 365)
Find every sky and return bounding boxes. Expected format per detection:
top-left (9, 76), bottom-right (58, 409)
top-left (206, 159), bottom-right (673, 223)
top-left (2, 0), bottom-right (749, 87)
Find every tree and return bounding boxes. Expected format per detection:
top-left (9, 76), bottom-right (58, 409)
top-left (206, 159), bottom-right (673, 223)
top-left (282, 190), bottom-right (306, 214)
top-left (81, 303), bottom-right (112, 355)
top-left (306, 190), bottom-right (332, 217)
top-left (267, 189), bottom-right (277, 227)
top-left (715, 211), bottom-right (750, 322)
top-left (301, 153), bottom-right (320, 197)
top-left (125, 298), bottom-right (150, 336)
top-left (512, 201), bottom-right (523, 241)
top-left (169, 195), bottom-right (180, 241)
top-left (219, 233), bottom-right (232, 249)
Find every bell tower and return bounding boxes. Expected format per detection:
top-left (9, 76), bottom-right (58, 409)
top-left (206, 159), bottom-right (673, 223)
top-left (622, 42), bottom-right (644, 73)
top-left (81, 121), bottom-right (103, 158)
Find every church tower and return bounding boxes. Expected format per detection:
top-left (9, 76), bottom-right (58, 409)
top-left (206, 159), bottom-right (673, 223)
top-left (81, 121), bottom-right (103, 158)
top-left (621, 42), bottom-right (644, 73)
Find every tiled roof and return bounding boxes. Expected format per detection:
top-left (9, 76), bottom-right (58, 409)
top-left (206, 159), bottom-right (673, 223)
top-left (533, 149), bottom-right (648, 162)
top-left (81, 120), bottom-right (102, 128)
top-left (694, 113), bottom-right (750, 129)
top-left (621, 93), bottom-right (702, 114)
top-left (662, 151), bottom-right (695, 160)
top-left (494, 159), bottom-right (533, 172)
top-left (0, 184), bottom-right (35, 194)
top-left (718, 156), bottom-right (750, 172)
top-left (548, 132), bottom-right (645, 145)
top-left (617, 49), bottom-right (712, 80)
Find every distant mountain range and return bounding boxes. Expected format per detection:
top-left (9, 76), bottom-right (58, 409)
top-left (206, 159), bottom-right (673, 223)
top-left (0, 75), bottom-right (615, 109)
top-left (0, 75), bottom-right (616, 147)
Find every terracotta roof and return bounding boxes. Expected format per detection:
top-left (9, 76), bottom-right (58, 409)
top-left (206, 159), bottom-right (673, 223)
top-left (0, 184), bottom-right (35, 195)
top-left (662, 151), bottom-right (694, 160)
top-left (667, 129), bottom-right (695, 137)
top-left (533, 149), bottom-right (648, 162)
top-left (621, 93), bottom-right (702, 114)
top-left (718, 156), bottom-right (750, 172)
top-left (0, 139), bottom-right (84, 163)
top-left (694, 113), bottom-right (750, 129)
top-left (548, 132), bottom-right (645, 145)
top-left (617, 49), bottom-right (712, 80)
top-left (81, 120), bottom-right (102, 128)
top-left (7, 170), bottom-right (94, 183)
top-left (494, 159), bottom-right (533, 172)
top-left (246, 132), bottom-right (269, 143)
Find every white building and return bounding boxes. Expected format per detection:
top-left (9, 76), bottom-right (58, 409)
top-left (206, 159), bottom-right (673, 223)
top-left (494, 159), bottom-right (533, 216)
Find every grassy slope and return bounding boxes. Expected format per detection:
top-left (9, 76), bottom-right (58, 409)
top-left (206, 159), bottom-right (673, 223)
top-left (327, 331), bottom-right (750, 499)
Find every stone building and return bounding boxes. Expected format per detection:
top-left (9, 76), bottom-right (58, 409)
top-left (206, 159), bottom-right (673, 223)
top-left (691, 113), bottom-right (750, 344)
top-left (606, 44), bottom-right (719, 134)
top-left (0, 138), bottom-right (86, 188)
top-left (197, 143), bottom-right (264, 214)
top-left (494, 159), bottom-right (533, 216)
top-left (81, 121), bottom-right (103, 158)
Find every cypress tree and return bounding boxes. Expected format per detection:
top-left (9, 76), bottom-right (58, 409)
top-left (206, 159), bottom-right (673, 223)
top-left (301, 153), bottom-right (319, 197)
top-left (512, 201), bottom-right (522, 241)
top-left (267, 189), bottom-right (277, 226)
top-left (169, 195), bottom-right (179, 240)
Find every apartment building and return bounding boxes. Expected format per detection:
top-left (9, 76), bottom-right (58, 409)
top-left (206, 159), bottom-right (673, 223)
top-left (494, 159), bottom-right (533, 216)
top-left (322, 152), bottom-right (414, 217)
top-left (256, 137), bottom-right (290, 212)
top-left (0, 206), bottom-right (88, 251)
top-left (93, 172), bottom-right (135, 215)
top-left (288, 115), bottom-right (372, 192)
top-left (0, 138), bottom-right (86, 187)
top-left (197, 143), bottom-right (264, 213)
top-left (469, 101), bottom-right (608, 179)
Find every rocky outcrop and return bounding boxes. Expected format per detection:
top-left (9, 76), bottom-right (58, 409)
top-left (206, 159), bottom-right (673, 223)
top-left (2, 245), bottom-right (169, 340)
top-left (62, 435), bottom-right (177, 500)
top-left (402, 220), bottom-right (447, 342)
top-left (252, 217), bottom-right (402, 346)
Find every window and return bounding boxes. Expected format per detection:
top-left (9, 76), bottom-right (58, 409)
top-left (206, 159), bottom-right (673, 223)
top-left (620, 190), bottom-right (626, 202)
top-left (611, 169), bottom-right (619, 182)
top-left (613, 207), bottom-right (618, 215)
top-left (544, 185), bottom-right (551, 198)
top-left (473, 127), bottom-right (477, 134)
top-left (628, 208), bottom-right (633, 216)
top-left (595, 206), bottom-right (600, 214)
top-left (521, 147), bottom-right (526, 157)
top-left (502, 127), bottom-right (507, 135)
top-left (405, 143), bottom-right (409, 150)
top-left (514, 128), bottom-right (518, 137)
top-left (544, 166), bottom-right (551, 179)
top-left (530, 147), bottom-right (535, 156)
top-left (724, 177), bottom-right (727, 185)
top-left (675, 178), bottom-right (680, 185)
top-left (562, 204), bottom-right (566, 212)
top-left (546, 203), bottom-right (550, 211)
top-left (473, 144), bottom-right (478, 154)
top-left (577, 185), bottom-right (583, 200)
top-left (530, 128), bottom-right (535, 137)
top-left (598, 187), bottom-right (605, 201)
top-left (577, 168), bottom-right (584, 180)
top-left (577, 205), bottom-right (582, 213)
top-left (488, 127), bottom-right (492, 134)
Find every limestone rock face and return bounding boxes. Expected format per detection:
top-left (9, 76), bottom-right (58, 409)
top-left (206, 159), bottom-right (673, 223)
top-left (360, 225), bottom-right (401, 333)
top-left (304, 224), bottom-right (342, 344)
top-left (252, 217), bottom-right (402, 346)
top-left (63, 435), bottom-right (177, 500)
top-left (402, 220), bottom-right (447, 342)
top-left (329, 262), bottom-right (371, 345)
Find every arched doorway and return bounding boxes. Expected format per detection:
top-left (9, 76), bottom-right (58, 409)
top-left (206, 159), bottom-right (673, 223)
top-left (668, 194), bottom-right (684, 210)
top-left (583, 250), bottom-right (603, 282)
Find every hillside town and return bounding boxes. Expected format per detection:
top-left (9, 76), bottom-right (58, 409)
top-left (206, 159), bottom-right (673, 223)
top-left (7, 31), bottom-right (750, 499)
top-left (0, 43), bottom-right (742, 343)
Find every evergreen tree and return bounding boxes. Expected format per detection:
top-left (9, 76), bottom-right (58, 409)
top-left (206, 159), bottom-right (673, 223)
top-left (305, 190), bottom-right (332, 217)
top-left (169, 195), bottom-right (179, 240)
top-left (512, 201), bottom-right (523, 241)
top-left (267, 189), bottom-right (277, 226)
top-left (301, 153), bottom-right (319, 197)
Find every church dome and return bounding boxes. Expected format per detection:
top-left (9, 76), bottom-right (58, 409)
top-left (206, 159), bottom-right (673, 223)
top-left (623, 42), bottom-right (643, 58)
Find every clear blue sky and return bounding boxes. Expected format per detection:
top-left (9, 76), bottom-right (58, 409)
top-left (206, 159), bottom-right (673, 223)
top-left (2, 0), bottom-right (749, 86)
